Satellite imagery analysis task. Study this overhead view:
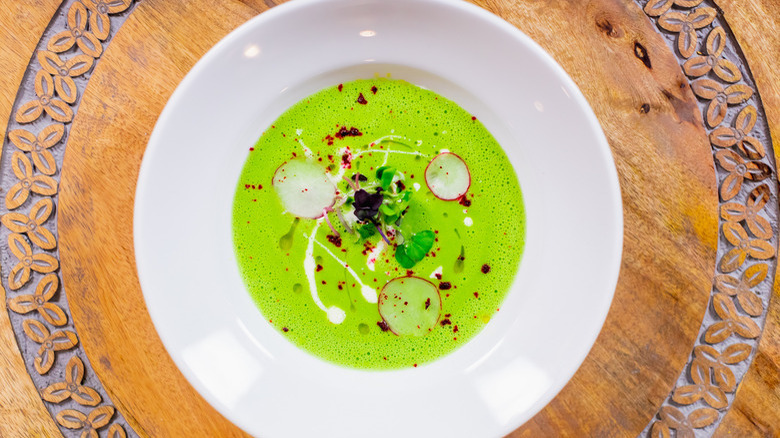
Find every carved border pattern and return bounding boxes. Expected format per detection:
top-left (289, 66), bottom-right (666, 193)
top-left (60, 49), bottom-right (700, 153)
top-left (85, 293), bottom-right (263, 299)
top-left (0, 1), bottom-right (138, 437)
top-left (1, 1), bottom-right (776, 437)
top-left (634, 0), bottom-right (778, 437)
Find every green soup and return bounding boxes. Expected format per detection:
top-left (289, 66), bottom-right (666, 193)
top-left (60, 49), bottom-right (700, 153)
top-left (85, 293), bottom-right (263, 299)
top-left (233, 78), bottom-right (525, 369)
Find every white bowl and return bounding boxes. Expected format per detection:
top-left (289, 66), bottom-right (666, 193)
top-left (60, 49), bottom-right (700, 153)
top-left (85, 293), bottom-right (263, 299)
top-left (134, 0), bottom-right (623, 436)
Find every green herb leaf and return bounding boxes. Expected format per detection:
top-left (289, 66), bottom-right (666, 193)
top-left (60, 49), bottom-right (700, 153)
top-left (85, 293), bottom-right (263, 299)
top-left (395, 246), bottom-right (416, 268)
top-left (380, 167), bottom-right (396, 190)
top-left (409, 230), bottom-right (435, 258)
top-left (380, 204), bottom-right (396, 216)
top-left (356, 223), bottom-right (376, 240)
top-left (394, 230), bottom-right (435, 268)
top-left (375, 166), bottom-right (393, 179)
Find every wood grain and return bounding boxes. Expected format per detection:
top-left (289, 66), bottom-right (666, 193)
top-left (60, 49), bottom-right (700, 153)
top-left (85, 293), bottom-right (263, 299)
top-left (0, 0), bottom-right (770, 436)
top-left (56, 0), bottom-right (274, 436)
top-left (0, 1), bottom-right (70, 437)
top-left (710, 0), bottom-right (780, 435)
top-left (475, 0), bottom-right (719, 435)
top-left (54, 0), bottom-right (719, 436)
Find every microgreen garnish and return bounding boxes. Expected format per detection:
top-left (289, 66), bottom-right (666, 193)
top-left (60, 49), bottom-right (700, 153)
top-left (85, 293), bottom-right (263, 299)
top-left (353, 189), bottom-right (383, 221)
top-left (375, 166), bottom-right (397, 190)
top-left (328, 159), bottom-right (435, 267)
top-left (356, 223), bottom-right (377, 239)
top-left (395, 230), bottom-right (435, 269)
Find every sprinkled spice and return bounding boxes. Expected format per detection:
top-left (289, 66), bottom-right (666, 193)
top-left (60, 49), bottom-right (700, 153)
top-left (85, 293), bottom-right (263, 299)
top-left (327, 234), bottom-right (342, 247)
top-left (316, 264), bottom-right (323, 272)
top-left (377, 321), bottom-right (390, 332)
top-left (458, 196), bottom-right (471, 207)
top-left (357, 93), bottom-right (368, 105)
top-left (335, 126), bottom-right (363, 138)
top-left (282, 327), bottom-right (289, 332)
top-left (481, 264), bottom-right (491, 274)
top-left (371, 86), bottom-right (378, 94)
top-left (425, 298), bottom-right (431, 309)
top-left (473, 292), bottom-right (479, 298)
top-left (341, 152), bottom-right (352, 167)
top-left (440, 318), bottom-right (452, 326)
top-left (439, 282), bottom-right (451, 290)
top-left (338, 83), bottom-right (343, 91)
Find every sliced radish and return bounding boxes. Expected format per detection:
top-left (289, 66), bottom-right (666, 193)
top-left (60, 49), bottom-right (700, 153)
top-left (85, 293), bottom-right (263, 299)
top-left (272, 160), bottom-right (337, 219)
top-left (424, 152), bottom-right (470, 201)
top-left (378, 276), bottom-right (441, 336)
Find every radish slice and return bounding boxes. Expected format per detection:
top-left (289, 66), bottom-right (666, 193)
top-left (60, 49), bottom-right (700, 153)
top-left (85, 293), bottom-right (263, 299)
top-left (424, 152), bottom-right (470, 201)
top-left (378, 276), bottom-right (441, 336)
top-left (272, 160), bottom-right (337, 219)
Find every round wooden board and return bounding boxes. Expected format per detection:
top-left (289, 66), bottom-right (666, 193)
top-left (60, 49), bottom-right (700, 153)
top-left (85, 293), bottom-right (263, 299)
top-left (58, 0), bottom-right (720, 435)
top-left (0, 0), bottom-right (778, 436)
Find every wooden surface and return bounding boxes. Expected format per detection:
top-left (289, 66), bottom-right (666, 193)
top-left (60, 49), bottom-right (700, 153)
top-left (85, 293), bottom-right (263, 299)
top-left (60, 0), bottom-right (718, 435)
top-left (0, 1), bottom-right (72, 437)
top-left (58, 0), bottom-right (271, 435)
top-left (711, 1), bottom-right (780, 435)
top-left (0, 0), bottom-right (777, 436)
top-left (483, 0), bottom-right (718, 435)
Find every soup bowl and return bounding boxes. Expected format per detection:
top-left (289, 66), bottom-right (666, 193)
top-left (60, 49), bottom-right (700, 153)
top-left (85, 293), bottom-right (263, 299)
top-left (134, 0), bottom-right (623, 436)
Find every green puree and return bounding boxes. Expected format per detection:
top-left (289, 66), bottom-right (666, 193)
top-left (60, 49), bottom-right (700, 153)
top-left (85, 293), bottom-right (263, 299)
top-left (233, 78), bottom-right (525, 369)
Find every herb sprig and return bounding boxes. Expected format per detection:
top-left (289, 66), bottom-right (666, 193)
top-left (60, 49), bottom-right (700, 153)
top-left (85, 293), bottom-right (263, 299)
top-left (336, 165), bottom-right (432, 268)
top-left (395, 230), bottom-right (435, 268)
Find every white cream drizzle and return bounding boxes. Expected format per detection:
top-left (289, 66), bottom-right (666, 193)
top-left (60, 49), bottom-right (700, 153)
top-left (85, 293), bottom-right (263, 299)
top-left (298, 137), bottom-right (314, 159)
top-left (413, 182), bottom-right (421, 191)
top-left (367, 240), bottom-right (387, 272)
top-left (303, 222), bottom-right (345, 324)
top-left (331, 146), bottom-right (350, 181)
top-left (353, 135), bottom-right (427, 166)
top-left (308, 234), bottom-right (378, 304)
top-left (430, 266), bottom-right (443, 279)
top-left (464, 217), bottom-right (473, 227)
top-left (355, 148), bottom-right (426, 167)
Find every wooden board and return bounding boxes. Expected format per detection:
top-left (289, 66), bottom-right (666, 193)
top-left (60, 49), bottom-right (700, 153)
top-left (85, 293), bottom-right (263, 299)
top-left (57, 2), bottom-right (271, 435)
top-left (0, 0), bottom-right (777, 436)
top-left (57, 0), bottom-right (717, 436)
